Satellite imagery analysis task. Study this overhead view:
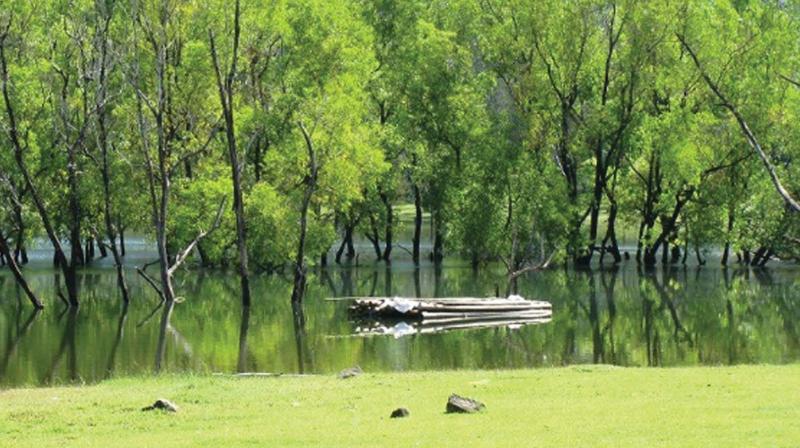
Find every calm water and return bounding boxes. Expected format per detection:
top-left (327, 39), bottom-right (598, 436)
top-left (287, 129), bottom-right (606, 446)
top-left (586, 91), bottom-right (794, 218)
top-left (1, 260), bottom-right (799, 388)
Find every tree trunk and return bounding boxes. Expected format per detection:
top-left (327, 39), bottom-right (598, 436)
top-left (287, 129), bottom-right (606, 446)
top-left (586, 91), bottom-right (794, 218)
top-left (380, 191), bottom-right (393, 262)
top-left (96, 237), bottom-right (108, 258)
top-left (412, 183), bottom-right (422, 265)
top-left (721, 205), bottom-right (735, 266)
top-left (367, 214), bottom-right (382, 260)
top-left (432, 212), bottom-right (444, 265)
top-left (13, 203), bottom-right (27, 265)
top-left (0, 232), bottom-right (43, 309)
top-left (600, 198), bottom-right (622, 264)
top-left (292, 122), bottom-right (318, 304)
top-left (118, 223), bottom-right (126, 257)
top-left (292, 185), bottom-right (312, 304)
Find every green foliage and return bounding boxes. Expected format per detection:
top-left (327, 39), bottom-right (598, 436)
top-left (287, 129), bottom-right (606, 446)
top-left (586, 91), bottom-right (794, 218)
top-left (1, 0), bottom-right (799, 272)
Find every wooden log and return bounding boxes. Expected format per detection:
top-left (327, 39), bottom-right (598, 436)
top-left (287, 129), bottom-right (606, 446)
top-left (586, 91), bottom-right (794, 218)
top-left (415, 304), bottom-right (549, 313)
top-left (420, 310), bottom-right (552, 321)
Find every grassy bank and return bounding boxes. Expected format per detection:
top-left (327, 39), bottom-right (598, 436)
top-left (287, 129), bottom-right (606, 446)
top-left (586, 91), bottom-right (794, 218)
top-left (1, 365), bottom-right (799, 447)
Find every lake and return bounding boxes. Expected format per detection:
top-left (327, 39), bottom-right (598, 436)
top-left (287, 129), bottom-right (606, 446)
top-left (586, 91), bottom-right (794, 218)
top-left (2, 252), bottom-right (799, 388)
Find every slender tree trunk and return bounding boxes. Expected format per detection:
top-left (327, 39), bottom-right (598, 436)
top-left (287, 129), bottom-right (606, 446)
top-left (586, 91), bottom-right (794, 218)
top-left (380, 191), bottom-right (392, 262)
top-left (292, 185), bottom-right (312, 304)
top-left (335, 226), bottom-right (348, 264)
top-left (345, 226), bottom-right (356, 260)
top-left (96, 237), bottom-right (108, 258)
top-left (118, 224), bottom-right (126, 257)
top-left (319, 251), bottom-right (327, 268)
top-left (12, 203), bottom-right (27, 264)
top-left (412, 183), bottom-right (422, 265)
top-left (367, 214), bottom-right (382, 260)
top-left (432, 208), bottom-right (444, 264)
top-left (292, 122), bottom-right (318, 304)
top-left (721, 205), bottom-right (735, 266)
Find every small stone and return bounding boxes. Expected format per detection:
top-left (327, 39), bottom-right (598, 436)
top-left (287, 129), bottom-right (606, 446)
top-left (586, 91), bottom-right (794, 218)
top-left (390, 407), bottom-right (410, 418)
top-left (141, 398), bottom-right (179, 413)
top-left (338, 366), bottom-right (363, 379)
top-left (446, 394), bottom-right (485, 414)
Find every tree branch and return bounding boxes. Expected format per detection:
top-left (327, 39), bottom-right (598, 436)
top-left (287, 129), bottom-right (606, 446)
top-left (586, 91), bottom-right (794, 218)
top-left (677, 33), bottom-right (800, 213)
top-left (168, 197), bottom-right (227, 276)
top-left (508, 250), bottom-right (557, 281)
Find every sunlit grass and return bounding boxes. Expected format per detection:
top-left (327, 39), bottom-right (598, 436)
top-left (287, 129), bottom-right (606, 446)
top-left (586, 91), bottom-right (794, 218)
top-left (1, 365), bottom-right (798, 447)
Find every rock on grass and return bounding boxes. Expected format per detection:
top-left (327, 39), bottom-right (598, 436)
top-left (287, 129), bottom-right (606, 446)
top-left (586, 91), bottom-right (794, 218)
top-left (446, 394), bottom-right (485, 414)
top-left (141, 398), bottom-right (179, 413)
top-left (390, 408), bottom-right (410, 418)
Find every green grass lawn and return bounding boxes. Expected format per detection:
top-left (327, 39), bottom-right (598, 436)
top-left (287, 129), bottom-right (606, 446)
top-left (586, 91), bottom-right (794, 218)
top-left (2, 365), bottom-right (799, 447)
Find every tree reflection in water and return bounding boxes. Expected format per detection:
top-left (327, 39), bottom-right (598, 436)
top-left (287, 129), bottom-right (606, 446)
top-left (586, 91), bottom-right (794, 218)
top-left (1, 264), bottom-right (799, 386)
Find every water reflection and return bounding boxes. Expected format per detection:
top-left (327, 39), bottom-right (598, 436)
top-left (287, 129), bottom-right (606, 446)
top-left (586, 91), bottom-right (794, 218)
top-left (154, 302), bottom-right (173, 373)
top-left (0, 263), bottom-right (799, 387)
top-left (105, 304), bottom-right (128, 378)
top-left (237, 306), bottom-right (251, 373)
top-left (43, 308), bottom-right (78, 383)
top-left (0, 308), bottom-right (39, 377)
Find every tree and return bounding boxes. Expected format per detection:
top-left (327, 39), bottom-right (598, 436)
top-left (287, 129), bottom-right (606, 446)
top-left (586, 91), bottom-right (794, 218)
top-left (0, 9), bottom-right (83, 306)
top-left (127, 0), bottom-right (225, 303)
top-left (209, 0), bottom-right (252, 307)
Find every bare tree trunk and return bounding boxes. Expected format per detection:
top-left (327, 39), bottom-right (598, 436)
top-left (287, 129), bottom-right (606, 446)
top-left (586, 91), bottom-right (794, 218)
top-left (432, 208), bottom-right (444, 264)
top-left (12, 201), bottom-right (27, 264)
top-left (380, 191), bottom-right (393, 262)
top-left (721, 204), bottom-right (735, 266)
top-left (412, 182), bottom-right (422, 265)
top-left (118, 222), bottom-right (126, 257)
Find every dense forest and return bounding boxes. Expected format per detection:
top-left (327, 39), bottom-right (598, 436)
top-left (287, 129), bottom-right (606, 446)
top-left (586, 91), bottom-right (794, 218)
top-left (1, 0), bottom-right (799, 309)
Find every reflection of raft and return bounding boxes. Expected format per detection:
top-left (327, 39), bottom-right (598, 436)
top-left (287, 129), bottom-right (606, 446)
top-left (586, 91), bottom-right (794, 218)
top-left (347, 296), bottom-right (552, 337)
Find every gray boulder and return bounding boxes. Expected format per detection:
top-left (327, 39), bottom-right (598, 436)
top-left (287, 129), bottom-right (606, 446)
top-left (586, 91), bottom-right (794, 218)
top-left (446, 394), bottom-right (485, 414)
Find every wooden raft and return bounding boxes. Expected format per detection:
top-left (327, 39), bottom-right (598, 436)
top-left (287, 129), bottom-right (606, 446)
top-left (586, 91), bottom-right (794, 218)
top-left (346, 296), bottom-right (552, 338)
top-left (349, 296), bottom-right (550, 319)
